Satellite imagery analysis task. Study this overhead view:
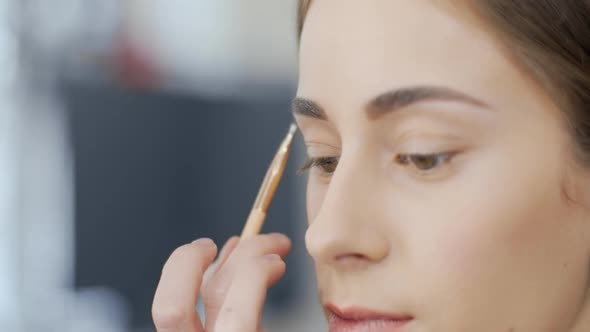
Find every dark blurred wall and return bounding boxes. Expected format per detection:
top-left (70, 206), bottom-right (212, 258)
top-left (61, 80), bottom-right (304, 329)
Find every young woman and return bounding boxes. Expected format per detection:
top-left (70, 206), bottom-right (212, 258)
top-left (152, 1), bottom-right (590, 331)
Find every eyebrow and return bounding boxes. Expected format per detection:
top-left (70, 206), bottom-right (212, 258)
top-left (291, 86), bottom-right (491, 121)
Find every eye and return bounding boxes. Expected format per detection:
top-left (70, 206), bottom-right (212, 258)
top-left (395, 152), bottom-right (456, 172)
top-left (298, 156), bottom-right (339, 175)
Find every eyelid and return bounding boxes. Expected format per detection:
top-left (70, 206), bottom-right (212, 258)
top-left (392, 131), bottom-right (470, 159)
top-left (304, 140), bottom-right (341, 151)
top-left (393, 130), bottom-right (465, 147)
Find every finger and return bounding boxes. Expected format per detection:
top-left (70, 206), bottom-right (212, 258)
top-left (213, 254), bottom-right (287, 332)
top-left (216, 236), bottom-right (241, 268)
top-left (230, 233), bottom-right (291, 262)
top-left (202, 236), bottom-right (240, 291)
top-left (152, 238), bottom-right (217, 332)
top-left (203, 233), bottom-right (291, 330)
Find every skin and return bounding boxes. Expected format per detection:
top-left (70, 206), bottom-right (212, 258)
top-left (152, 0), bottom-right (590, 331)
top-left (152, 234), bottom-right (291, 332)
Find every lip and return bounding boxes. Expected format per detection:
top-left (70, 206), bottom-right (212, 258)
top-left (326, 304), bottom-right (413, 332)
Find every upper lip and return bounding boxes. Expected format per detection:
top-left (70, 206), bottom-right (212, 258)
top-left (326, 304), bottom-right (414, 321)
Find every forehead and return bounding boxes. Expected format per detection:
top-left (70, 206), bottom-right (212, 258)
top-left (297, 0), bottom-right (514, 112)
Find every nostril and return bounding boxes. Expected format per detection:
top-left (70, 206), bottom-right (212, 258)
top-left (334, 253), bottom-right (370, 265)
top-left (335, 253), bottom-right (366, 261)
top-left (333, 253), bottom-right (371, 270)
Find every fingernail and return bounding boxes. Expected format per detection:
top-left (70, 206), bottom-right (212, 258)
top-left (264, 254), bottom-right (282, 261)
top-left (218, 237), bottom-right (238, 256)
top-left (192, 238), bottom-right (215, 247)
top-left (269, 233), bottom-right (289, 241)
top-left (225, 236), bottom-right (240, 246)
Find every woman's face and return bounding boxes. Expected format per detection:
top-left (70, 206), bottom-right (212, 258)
top-left (294, 0), bottom-right (590, 331)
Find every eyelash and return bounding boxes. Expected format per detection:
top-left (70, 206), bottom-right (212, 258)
top-left (298, 156), bottom-right (339, 176)
top-left (395, 152), bottom-right (457, 171)
top-left (298, 152), bottom-right (458, 176)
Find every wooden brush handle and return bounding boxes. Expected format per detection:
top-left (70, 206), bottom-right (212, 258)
top-left (240, 209), bottom-right (266, 239)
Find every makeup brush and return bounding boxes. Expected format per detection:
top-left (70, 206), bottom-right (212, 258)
top-left (240, 123), bottom-right (298, 238)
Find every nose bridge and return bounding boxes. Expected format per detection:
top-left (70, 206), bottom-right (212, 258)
top-left (326, 154), bottom-right (374, 220)
top-left (305, 147), bottom-right (390, 265)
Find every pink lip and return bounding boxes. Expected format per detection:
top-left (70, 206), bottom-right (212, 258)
top-left (326, 304), bottom-right (413, 332)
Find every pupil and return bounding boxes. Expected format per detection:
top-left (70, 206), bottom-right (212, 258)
top-left (411, 155), bottom-right (437, 170)
top-left (322, 158), bottom-right (337, 173)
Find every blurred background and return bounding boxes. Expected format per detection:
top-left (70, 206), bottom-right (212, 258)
top-left (0, 0), bottom-right (326, 331)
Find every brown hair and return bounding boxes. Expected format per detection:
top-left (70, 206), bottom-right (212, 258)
top-left (296, 0), bottom-right (590, 165)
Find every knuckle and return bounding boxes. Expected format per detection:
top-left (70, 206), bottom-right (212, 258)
top-left (260, 256), bottom-right (285, 275)
top-left (151, 303), bottom-right (188, 329)
top-left (202, 280), bottom-right (225, 303)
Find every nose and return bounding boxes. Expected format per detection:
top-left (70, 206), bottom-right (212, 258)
top-left (305, 153), bottom-right (390, 270)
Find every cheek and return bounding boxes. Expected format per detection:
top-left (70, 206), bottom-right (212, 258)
top-left (406, 143), bottom-right (589, 328)
top-left (413, 126), bottom-right (571, 268)
top-left (439, 168), bottom-right (561, 261)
